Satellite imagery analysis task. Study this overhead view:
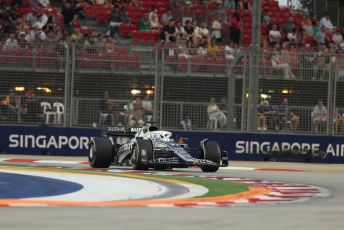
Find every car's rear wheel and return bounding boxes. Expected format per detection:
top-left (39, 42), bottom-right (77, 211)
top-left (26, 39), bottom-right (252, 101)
top-left (88, 137), bottom-right (113, 168)
top-left (131, 139), bottom-right (153, 170)
top-left (201, 140), bottom-right (221, 172)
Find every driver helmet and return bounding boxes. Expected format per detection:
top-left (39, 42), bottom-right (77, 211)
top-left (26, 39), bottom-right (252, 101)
top-left (142, 126), bottom-right (149, 134)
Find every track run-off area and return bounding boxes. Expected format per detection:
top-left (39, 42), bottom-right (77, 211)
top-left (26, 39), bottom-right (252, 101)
top-left (0, 155), bottom-right (343, 230)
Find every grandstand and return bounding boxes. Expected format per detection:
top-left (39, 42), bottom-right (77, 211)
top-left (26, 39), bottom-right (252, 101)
top-left (0, 0), bottom-right (343, 136)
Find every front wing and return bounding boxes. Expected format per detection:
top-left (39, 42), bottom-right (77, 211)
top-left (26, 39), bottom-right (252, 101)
top-left (147, 157), bottom-right (218, 167)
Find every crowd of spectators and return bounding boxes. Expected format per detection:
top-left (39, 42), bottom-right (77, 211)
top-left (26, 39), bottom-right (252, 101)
top-left (98, 90), bottom-right (153, 127)
top-left (1, 0), bottom-right (344, 57)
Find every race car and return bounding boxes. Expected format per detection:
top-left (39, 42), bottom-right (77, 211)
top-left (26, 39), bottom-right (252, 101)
top-left (88, 125), bottom-right (228, 172)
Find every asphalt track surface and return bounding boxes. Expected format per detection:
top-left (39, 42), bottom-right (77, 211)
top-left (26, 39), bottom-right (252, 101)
top-left (0, 155), bottom-right (343, 230)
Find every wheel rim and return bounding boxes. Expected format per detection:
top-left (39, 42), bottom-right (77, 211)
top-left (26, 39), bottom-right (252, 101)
top-left (89, 144), bottom-right (95, 165)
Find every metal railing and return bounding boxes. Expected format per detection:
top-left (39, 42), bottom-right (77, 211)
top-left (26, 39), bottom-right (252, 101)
top-left (1, 43), bottom-right (344, 136)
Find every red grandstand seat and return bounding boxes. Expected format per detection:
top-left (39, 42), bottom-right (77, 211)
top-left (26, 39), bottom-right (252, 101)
top-left (84, 4), bottom-right (95, 19)
top-left (131, 30), bottom-right (141, 44)
top-left (178, 56), bottom-right (188, 72)
top-left (119, 23), bottom-right (130, 38)
top-left (96, 11), bottom-right (109, 25)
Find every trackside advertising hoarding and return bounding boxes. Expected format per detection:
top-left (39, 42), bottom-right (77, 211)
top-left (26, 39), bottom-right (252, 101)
top-left (0, 125), bottom-right (343, 163)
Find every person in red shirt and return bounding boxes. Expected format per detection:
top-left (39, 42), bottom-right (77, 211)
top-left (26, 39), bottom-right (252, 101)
top-left (230, 12), bottom-right (241, 44)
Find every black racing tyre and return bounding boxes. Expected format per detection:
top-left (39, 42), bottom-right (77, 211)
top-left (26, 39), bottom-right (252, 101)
top-left (88, 137), bottom-right (113, 168)
top-left (131, 139), bottom-right (153, 170)
top-left (201, 140), bottom-right (221, 172)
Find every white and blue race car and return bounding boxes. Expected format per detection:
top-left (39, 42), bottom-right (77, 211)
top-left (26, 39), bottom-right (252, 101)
top-left (88, 125), bottom-right (228, 172)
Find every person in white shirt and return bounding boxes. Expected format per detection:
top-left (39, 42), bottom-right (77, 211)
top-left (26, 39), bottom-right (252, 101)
top-left (198, 22), bottom-right (209, 45)
top-left (211, 16), bottom-right (222, 43)
top-left (332, 28), bottom-right (343, 48)
top-left (39, 0), bottom-right (50, 7)
top-left (142, 95), bottom-right (153, 115)
top-left (32, 13), bottom-right (48, 30)
top-left (149, 13), bottom-right (160, 29)
top-left (92, 0), bottom-right (105, 5)
top-left (320, 12), bottom-right (334, 31)
top-left (4, 34), bottom-right (18, 49)
top-left (269, 24), bottom-right (281, 46)
top-left (312, 99), bottom-right (327, 130)
top-left (207, 97), bottom-right (227, 128)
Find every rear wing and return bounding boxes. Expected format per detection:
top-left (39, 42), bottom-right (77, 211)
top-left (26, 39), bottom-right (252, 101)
top-left (104, 126), bottom-right (141, 137)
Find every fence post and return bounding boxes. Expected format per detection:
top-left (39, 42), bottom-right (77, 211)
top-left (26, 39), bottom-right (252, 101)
top-left (327, 53), bottom-right (337, 135)
top-left (153, 45), bottom-right (160, 125)
top-left (63, 44), bottom-right (72, 127)
top-left (247, 0), bottom-right (261, 132)
top-left (159, 48), bottom-right (165, 129)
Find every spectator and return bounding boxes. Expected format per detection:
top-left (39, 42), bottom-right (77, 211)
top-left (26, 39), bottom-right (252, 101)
top-left (32, 11), bottom-right (48, 30)
top-left (295, 27), bottom-right (304, 47)
top-left (313, 20), bottom-right (320, 36)
top-left (180, 116), bottom-right (192, 130)
top-left (3, 89), bottom-right (20, 122)
top-left (108, 6), bottom-right (129, 37)
top-left (142, 95), bottom-right (153, 116)
top-left (92, 0), bottom-right (105, 5)
top-left (148, 6), bottom-right (158, 26)
top-left (184, 19), bottom-right (194, 41)
top-left (224, 45), bottom-right (235, 61)
top-left (149, 11), bottom-right (160, 30)
top-left (224, 0), bottom-right (235, 9)
top-left (129, 98), bottom-right (144, 127)
top-left (303, 18), bottom-right (314, 37)
top-left (275, 98), bottom-right (300, 131)
top-left (26, 8), bottom-right (39, 25)
top-left (312, 99), bottom-right (327, 131)
top-left (320, 12), bottom-right (334, 31)
top-left (22, 90), bottom-right (41, 123)
top-left (315, 26), bottom-right (327, 45)
top-left (207, 97), bottom-right (227, 129)
top-left (61, 2), bottom-right (76, 31)
top-left (230, 12), bottom-right (240, 44)
top-left (303, 18), bottom-right (315, 46)
top-left (207, 37), bottom-right (220, 56)
top-left (262, 9), bottom-right (270, 24)
top-left (17, 32), bottom-right (28, 48)
top-left (271, 45), bottom-right (296, 79)
top-left (287, 28), bottom-right (296, 44)
top-left (39, 0), bottom-right (50, 7)
top-left (4, 33), bottom-right (18, 49)
top-left (269, 24), bottom-right (282, 47)
top-left (104, 36), bottom-right (115, 54)
top-left (161, 9), bottom-right (173, 27)
top-left (211, 16), bottom-right (222, 43)
top-left (175, 21), bottom-right (185, 41)
top-left (268, 18), bottom-right (280, 34)
top-left (138, 14), bottom-right (150, 30)
top-left (257, 100), bottom-right (276, 131)
top-left (242, 0), bottom-right (252, 10)
top-left (332, 28), bottom-right (343, 48)
top-left (282, 17), bottom-right (295, 35)
top-left (162, 19), bottom-right (177, 43)
top-left (198, 22), bottom-right (210, 45)
top-left (212, 2), bottom-right (226, 20)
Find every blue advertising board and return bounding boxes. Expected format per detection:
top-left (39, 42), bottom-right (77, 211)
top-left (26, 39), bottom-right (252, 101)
top-left (0, 125), bottom-right (343, 163)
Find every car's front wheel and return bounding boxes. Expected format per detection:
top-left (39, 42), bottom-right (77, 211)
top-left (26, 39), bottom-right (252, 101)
top-left (200, 140), bottom-right (221, 172)
top-left (130, 139), bottom-right (153, 170)
top-left (88, 137), bottom-right (113, 168)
